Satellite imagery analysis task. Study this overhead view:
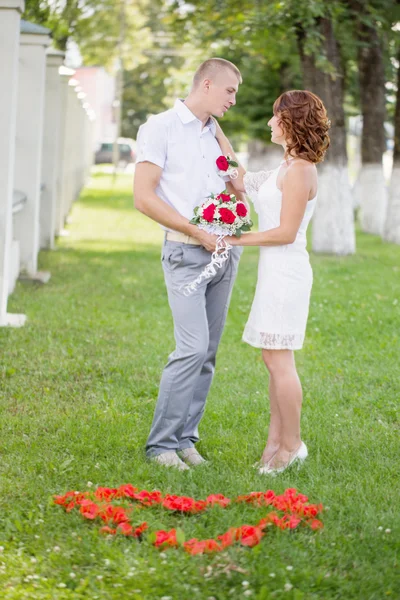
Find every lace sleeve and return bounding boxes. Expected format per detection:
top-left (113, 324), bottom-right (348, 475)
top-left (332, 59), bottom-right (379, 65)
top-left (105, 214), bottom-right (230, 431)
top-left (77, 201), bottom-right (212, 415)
top-left (243, 170), bottom-right (272, 198)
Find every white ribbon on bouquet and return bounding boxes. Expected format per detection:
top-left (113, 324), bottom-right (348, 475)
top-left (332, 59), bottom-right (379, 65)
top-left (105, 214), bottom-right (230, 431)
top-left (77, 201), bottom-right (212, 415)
top-left (182, 234), bottom-right (232, 296)
top-left (218, 166), bottom-right (239, 180)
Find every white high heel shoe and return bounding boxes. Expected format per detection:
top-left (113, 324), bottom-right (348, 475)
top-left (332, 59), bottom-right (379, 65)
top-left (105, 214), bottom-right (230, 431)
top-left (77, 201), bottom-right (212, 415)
top-left (252, 448), bottom-right (279, 469)
top-left (258, 442), bottom-right (308, 476)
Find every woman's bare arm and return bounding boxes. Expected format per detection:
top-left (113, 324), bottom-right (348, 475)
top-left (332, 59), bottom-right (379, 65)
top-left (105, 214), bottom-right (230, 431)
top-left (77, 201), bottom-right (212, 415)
top-left (227, 161), bottom-right (314, 247)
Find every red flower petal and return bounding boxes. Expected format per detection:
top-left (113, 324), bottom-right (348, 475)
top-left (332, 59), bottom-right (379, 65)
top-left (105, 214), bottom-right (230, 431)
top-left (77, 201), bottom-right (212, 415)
top-left (236, 202), bottom-right (248, 217)
top-left (219, 207), bottom-right (236, 225)
top-left (202, 203), bottom-right (216, 223)
top-left (216, 156), bottom-right (229, 171)
top-left (100, 526), bottom-right (116, 535)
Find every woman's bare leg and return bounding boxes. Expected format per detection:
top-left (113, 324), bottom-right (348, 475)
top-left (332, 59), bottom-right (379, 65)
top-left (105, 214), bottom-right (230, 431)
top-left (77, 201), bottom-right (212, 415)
top-left (259, 350), bottom-right (282, 463)
top-left (261, 349), bottom-right (303, 468)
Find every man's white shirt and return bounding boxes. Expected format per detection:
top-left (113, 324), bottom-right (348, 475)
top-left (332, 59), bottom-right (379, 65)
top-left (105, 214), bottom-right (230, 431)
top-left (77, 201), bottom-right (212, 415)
top-left (136, 99), bottom-right (228, 229)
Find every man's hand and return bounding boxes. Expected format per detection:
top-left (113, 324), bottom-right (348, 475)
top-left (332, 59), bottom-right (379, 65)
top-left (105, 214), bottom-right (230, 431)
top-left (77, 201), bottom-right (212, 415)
top-left (190, 227), bottom-right (218, 252)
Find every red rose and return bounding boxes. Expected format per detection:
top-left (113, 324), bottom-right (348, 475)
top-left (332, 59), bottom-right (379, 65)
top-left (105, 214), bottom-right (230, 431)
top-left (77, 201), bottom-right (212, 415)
top-left (218, 193), bottom-right (232, 202)
top-left (154, 529), bottom-right (178, 548)
top-left (112, 507), bottom-right (130, 524)
top-left (217, 528), bottom-right (236, 548)
top-left (203, 539), bottom-right (222, 553)
top-left (117, 484), bottom-right (138, 498)
top-left (206, 494), bottom-right (231, 508)
top-left (219, 207), bottom-right (236, 224)
top-left (95, 487), bottom-right (118, 501)
top-left (202, 203), bottom-right (216, 222)
top-left (236, 202), bottom-right (247, 217)
top-left (216, 155), bottom-right (229, 171)
top-left (134, 522), bottom-right (148, 537)
top-left (79, 500), bottom-right (100, 520)
top-left (133, 490), bottom-right (162, 506)
top-left (309, 519), bottom-right (324, 530)
top-left (117, 522), bottom-right (133, 536)
top-left (162, 495), bottom-right (194, 512)
top-left (184, 539), bottom-right (205, 555)
top-left (99, 504), bottom-right (117, 523)
top-left (237, 525), bottom-right (263, 547)
top-left (287, 515), bottom-right (302, 529)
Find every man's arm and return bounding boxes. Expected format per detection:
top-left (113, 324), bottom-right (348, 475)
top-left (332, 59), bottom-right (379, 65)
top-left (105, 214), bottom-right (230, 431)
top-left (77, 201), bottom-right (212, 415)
top-left (133, 161), bottom-right (218, 252)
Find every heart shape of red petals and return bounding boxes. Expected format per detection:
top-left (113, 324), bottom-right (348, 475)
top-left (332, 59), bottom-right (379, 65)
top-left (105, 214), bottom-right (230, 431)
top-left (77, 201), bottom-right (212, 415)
top-left (54, 485), bottom-right (323, 555)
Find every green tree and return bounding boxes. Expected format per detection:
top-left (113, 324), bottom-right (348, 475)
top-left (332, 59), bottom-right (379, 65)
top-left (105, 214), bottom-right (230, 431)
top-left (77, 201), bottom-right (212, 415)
top-left (23, 0), bottom-right (84, 51)
top-left (122, 54), bottom-right (184, 138)
top-left (23, 0), bottom-right (152, 68)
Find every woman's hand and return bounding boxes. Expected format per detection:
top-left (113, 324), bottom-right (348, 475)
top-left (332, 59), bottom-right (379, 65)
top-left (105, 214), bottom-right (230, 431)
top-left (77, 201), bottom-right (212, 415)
top-left (225, 235), bottom-right (240, 246)
top-left (211, 116), bottom-right (226, 143)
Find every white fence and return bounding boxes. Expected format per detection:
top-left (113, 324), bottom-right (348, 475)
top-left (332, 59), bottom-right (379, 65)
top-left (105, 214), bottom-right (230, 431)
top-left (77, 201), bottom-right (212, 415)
top-left (0, 2), bottom-right (94, 326)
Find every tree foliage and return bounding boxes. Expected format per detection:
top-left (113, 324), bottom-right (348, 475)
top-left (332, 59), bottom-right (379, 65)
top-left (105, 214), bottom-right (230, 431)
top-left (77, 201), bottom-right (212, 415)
top-left (22, 0), bottom-right (400, 143)
top-left (161, 0), bottom-right (400, 140)
top-left (23, 0), bottom-right (152, 69)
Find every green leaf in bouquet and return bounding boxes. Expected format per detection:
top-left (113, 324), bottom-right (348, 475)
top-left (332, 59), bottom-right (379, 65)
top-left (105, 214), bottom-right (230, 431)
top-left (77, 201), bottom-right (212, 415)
top-left (189, 217), bottom-right (199, 224)
top-left (229, 160), bottom-right (239, 167)
top-left (234, 229), bottom-right (242, 238)
top-left (241, 223), bottom-right (252, 232)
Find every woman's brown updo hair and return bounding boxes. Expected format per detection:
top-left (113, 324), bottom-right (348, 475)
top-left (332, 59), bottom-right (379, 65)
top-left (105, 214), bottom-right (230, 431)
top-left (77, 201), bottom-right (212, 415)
top-left (273, 90), bottom-right (330, 163)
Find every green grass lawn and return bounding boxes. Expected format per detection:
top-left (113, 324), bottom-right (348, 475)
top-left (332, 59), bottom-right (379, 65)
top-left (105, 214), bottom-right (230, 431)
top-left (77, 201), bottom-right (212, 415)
top-left (1, 171), bottom-right (399, 599)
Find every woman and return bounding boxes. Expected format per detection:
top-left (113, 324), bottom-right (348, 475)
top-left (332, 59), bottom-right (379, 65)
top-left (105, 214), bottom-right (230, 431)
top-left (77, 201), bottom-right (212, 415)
top-left (215, 90), bottom-right (330, 474)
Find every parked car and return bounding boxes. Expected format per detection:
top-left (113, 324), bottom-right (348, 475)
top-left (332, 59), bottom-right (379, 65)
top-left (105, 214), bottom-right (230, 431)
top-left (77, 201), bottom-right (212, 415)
top-left (94, 138), bottom-right (136, 165)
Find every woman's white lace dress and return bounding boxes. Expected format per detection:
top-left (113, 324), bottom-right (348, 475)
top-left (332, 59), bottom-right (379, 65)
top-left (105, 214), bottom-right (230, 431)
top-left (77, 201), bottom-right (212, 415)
top-left (242, 163), bottom-right (316, 350)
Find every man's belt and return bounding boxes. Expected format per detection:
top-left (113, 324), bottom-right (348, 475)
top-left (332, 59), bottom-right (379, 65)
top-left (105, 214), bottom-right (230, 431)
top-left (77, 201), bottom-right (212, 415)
top-left (165, 232), bottom-right (202, 245)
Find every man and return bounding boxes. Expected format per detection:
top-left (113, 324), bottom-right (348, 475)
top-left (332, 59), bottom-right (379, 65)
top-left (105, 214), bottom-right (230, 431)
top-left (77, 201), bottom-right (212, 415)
top-left (134, 58), bottom-right (243, 470)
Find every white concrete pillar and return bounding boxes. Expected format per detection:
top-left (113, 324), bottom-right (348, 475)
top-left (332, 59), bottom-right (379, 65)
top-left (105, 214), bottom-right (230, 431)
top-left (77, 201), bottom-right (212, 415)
top-left (13, 21), bottom-right (51, 275)
top-left (76, 95), bottom-right (86, 197)
top-left (55, 67), bottom-right (74, 235)
top-left (83, 111), bottom-right (94, 180)
top-left (0, 0), bottom-right (26, 327)
top-left (58, 75), bottom-right (78, 234)
top-left (40, 48), bottom-right (65, 249)
top-left (68, 80), bottom-right (81, 210)
top-left (70, 85), bottom-right (80, 206)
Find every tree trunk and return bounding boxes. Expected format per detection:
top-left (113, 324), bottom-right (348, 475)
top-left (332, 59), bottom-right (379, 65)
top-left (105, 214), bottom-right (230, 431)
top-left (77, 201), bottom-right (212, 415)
top-left (297, 18), bottom-right (355, 255)
top-left (247, 140), bottom-right (283, 171)
top-left (383, 49), bottom-right (400, 244)
top-left (353, 12), bottom-right (387, 235)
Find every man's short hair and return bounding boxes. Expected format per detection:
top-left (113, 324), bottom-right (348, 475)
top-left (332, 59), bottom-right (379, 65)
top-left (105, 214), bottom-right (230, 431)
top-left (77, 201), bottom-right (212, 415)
top-left (193, 58), bottom-right (242, 87)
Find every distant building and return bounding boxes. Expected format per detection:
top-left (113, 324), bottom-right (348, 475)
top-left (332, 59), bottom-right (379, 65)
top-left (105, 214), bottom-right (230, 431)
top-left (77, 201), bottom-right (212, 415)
top-left (74, 66), bottom-right (116, 150)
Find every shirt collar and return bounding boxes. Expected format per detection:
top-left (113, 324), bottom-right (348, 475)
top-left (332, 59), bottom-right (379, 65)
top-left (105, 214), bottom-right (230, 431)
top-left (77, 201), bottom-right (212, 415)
top-left (173, 99), bottom-right (216, 134)
top-left (174, 99), bottom-right (197, 124)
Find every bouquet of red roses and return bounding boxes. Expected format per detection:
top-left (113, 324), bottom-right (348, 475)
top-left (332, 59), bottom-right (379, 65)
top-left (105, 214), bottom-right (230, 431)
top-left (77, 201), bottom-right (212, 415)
top-left (190, 190), bottom-right (252, 237)
top-left (183, 190), bottom-right (252, 295)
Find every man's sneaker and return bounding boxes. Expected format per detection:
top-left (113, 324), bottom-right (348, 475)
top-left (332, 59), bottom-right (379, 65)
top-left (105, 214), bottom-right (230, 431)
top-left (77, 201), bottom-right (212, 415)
top-left (151, 450), bottom-right (190, 471)
top-left (179, 447), bottom-right (207, 466)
